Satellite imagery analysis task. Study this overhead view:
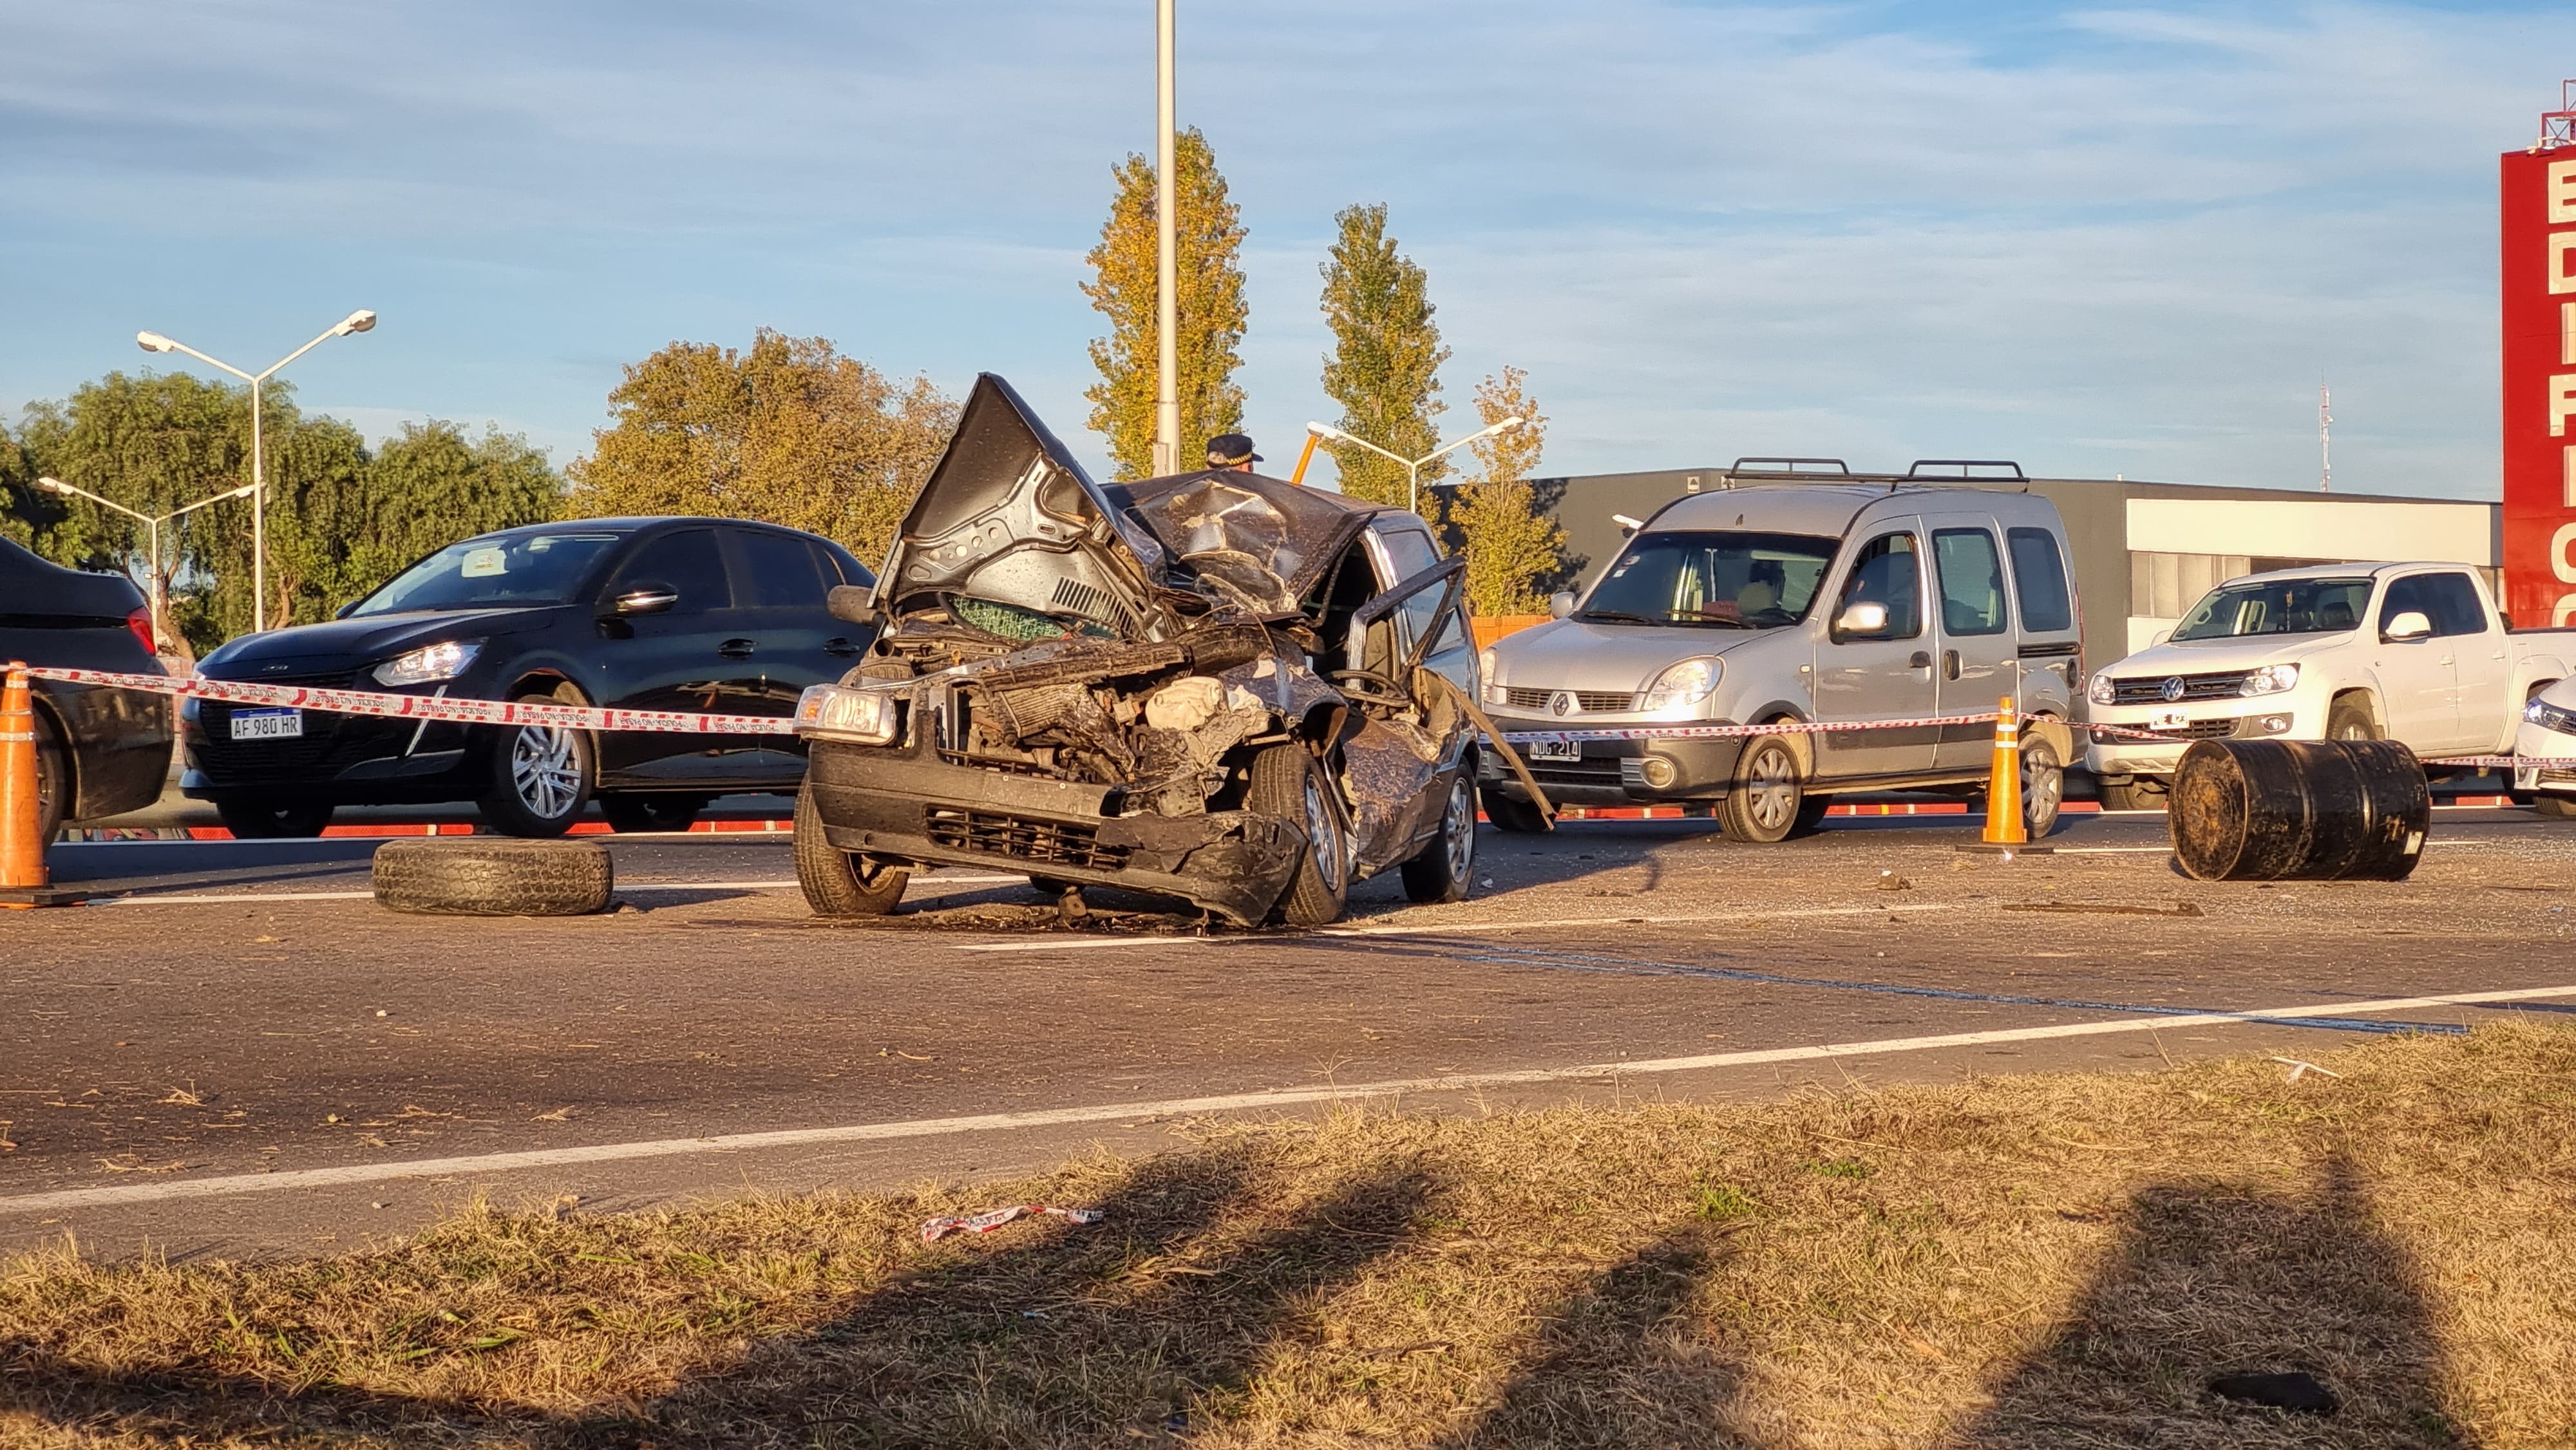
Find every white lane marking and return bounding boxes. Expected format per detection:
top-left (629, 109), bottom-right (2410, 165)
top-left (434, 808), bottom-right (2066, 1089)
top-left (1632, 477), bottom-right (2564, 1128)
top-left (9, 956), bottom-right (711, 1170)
top-left (101, 874), bottom-right (1025, 906)
top-left (15, 980), bottom-right (2559, 1216)
top-left (949, 903), bottom-right (1964, 953)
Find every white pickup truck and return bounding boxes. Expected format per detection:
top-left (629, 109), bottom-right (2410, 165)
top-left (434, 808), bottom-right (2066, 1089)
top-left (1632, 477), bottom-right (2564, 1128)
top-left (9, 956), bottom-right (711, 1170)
top-left (2084, 562), bottom-right (2576, 808)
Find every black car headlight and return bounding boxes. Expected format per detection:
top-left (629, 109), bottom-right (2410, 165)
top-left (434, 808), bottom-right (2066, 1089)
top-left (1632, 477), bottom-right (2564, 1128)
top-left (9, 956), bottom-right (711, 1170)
top-left (372, 640), bottom-right (482, 687)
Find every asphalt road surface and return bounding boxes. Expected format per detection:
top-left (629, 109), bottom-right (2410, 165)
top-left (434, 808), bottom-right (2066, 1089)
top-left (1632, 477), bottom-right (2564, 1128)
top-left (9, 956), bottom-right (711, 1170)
top-left (8, 805), bottom-right (2573, 1260)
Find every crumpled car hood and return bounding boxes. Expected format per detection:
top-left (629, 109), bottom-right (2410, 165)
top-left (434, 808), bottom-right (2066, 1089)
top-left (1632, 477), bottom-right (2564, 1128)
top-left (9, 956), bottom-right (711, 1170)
top-left (882, 374), bottom-right (1175, 638)
top-left (1108, 472), bottom-right (1378, 617)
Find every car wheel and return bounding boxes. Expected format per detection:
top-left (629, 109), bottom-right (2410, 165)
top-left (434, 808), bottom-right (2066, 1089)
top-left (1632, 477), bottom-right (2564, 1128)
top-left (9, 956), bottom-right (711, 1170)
top-left (30, 703), bottom-right (66, 845)
top-left (2535, 794), bottom-right (2576, 820)
top-left (477, 697), bottom-right (594, 838)
top-left (215, 798), bottom-right (336, 839)
top-left (793, 781), bottom-right (909, 916)
top-left (1717, 735), bottom-right (1804, 844)
top-left (2326, 696), bottom-right (2378, 742)
top-left (600, 794), bottom-right (707, 833)
top-left (2098, 778), bottom-right (2166, 812)
top-left (1249, 742), bottom-right (1349, 927)
top-left (2022, 734), bottom-right (2065, 839)
top-left (1399, 771), bottom-right (1477, 904)
top-left (1481, 784), bottom-right (1549, 834)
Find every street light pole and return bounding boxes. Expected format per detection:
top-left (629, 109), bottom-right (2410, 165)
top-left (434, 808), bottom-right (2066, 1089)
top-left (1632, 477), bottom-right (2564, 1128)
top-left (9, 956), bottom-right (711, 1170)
top-left (37, 475), bottom-right (258, 653)
top-left (1153, 0), bottom-right (1180, 477)
top-left (1305, 416), bottom-right (1527, 516)
top-left (137, 310), bottom-right (376, 634)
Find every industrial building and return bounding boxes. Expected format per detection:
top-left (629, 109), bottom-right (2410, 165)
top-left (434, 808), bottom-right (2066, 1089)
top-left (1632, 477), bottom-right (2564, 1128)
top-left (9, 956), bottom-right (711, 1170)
top-left (1525, 461), bottom-right (2502, 670)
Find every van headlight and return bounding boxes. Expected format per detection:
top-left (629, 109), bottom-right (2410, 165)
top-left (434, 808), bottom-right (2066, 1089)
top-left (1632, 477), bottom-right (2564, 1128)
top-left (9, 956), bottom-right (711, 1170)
top-left (373, 639), bottom-right (481, 686)
top-left (2240, 664), bottom-right (2300, 696)
top-left (2087, 672), bottom-right (2116, 706)
top-left (2528, 696), bottom-right (2576, 734)
top-left (1640, 657), bottom-right (1721, 713)
top-left (795, 684), bottom-right (900, 746)
top-left (1479, 646), bottom-right (1502, 706)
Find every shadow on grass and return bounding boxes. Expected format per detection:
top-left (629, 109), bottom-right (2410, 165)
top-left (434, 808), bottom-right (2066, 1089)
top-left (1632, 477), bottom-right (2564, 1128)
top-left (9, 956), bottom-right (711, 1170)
top-left (1, 1142), bottom-right (1438, 1448)
top-left (1952, 1152), bottom-right (2471, 1447)
top-left (1431, 1223), bottom-right (1776, 1450)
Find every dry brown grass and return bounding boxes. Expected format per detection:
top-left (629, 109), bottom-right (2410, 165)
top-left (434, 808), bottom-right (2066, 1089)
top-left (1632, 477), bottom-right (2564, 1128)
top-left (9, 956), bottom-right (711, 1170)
top-left (8, 1024), bottom-right (2576, 1447)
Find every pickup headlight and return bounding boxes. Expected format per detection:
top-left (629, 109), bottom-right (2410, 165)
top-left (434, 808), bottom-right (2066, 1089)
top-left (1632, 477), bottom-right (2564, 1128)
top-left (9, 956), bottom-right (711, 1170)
top-left (2087, 672), bottom-right (2116, 706)
top-left (2240, 664), bottom-right (2300, 697)
top-left (1479, 646), bottom-right (1502, 706)
top-left (1640, 657), bottom-right (1721, 713)
top-left (795, 683), bottom-right (901, 746)
top-left (372, 640), bottom-right (481, 687)
top-left (2527, 696), bottom-right (2576, 734)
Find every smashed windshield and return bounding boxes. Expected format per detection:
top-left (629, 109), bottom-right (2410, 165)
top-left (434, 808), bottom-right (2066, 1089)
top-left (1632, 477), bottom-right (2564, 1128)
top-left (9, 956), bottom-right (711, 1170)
top-left (351, 532), bottom-right (623, 617)
top-left (1582, 531), bottom-right (1837, 628)
top-left (1128, 478), bottom-right (1307, 614)
top-left (2171, 578), bottom-right (2372, 641)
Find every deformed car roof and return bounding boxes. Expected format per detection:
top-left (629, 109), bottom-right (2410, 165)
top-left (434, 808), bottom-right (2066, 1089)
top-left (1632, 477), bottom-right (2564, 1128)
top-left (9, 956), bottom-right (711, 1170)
top-left (1106, 469), bottom-right (1389, 616)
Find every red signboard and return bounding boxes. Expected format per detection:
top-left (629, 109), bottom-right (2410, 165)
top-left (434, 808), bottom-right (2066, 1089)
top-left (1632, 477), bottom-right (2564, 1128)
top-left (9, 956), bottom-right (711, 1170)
top-left (2503, 135), bottom-right (2576, 626)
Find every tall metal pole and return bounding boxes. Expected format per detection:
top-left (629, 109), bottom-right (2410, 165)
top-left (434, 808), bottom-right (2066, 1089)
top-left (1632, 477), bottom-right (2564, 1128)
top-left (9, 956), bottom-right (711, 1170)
top-left (2318, 383), bottom-right (2332, 494)
top-left (249, 375), bottom-right (267, 631)
top-left (147, 516), bottom-right (164, 653)
top-left (1153, 0), bottom-right (1180, 477)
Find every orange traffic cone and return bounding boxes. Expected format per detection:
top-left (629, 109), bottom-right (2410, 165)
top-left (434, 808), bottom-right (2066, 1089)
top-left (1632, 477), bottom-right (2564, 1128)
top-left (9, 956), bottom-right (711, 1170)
top-left (1958, 695), bottom-right (2047, 857)
top-left (1, 661), bottom-right (84, 907)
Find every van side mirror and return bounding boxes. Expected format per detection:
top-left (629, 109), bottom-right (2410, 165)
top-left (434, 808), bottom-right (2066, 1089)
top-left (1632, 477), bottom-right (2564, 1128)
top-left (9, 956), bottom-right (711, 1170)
top-left (1549, 591), bottom-right (1576, 620)
top-left (2151, 628), bottom-right (2173, 646)
top-left (2383, 610), bottom-right (2432, 641)
top-left (612, 583), bottom-right (678, 616)
top-left (1832, 601), bottom-right (1889, 637)
top-left (827, 583), bottom-right (875, 623)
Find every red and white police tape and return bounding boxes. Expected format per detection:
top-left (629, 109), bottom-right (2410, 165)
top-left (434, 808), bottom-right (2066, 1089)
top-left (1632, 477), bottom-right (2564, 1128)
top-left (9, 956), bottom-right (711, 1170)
top-left (24, 664), bottom-right (795, 735)
top-left (26, 664), bottom-right (2576, 770)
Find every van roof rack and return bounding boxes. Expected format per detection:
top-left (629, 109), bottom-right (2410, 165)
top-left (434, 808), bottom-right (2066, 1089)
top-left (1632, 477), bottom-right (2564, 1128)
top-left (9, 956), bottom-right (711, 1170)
top-left (1727, 457), bottom-right (1852, 477)
top-left (1903, 459), bottom-right (2026, 480)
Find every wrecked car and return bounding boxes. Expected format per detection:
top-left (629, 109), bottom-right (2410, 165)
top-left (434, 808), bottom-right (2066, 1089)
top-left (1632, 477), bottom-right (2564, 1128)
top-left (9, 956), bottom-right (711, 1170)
top-left (790, 373), bottom-right (1502, 927)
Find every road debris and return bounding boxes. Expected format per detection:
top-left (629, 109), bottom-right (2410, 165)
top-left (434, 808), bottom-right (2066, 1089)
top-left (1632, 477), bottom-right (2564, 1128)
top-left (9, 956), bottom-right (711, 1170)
top-left (921, 1203), bottom-right (1106, 1245)
top-left (2269, 1056), bottom-right (2345, 1083)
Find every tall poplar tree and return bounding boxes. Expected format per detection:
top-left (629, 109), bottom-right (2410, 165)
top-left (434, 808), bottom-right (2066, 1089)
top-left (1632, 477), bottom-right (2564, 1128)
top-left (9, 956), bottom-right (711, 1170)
top-left (1318, 203), bottom-right (1448, 507)
top-left (1448, 367), bottom-right (1566, 615)
top-left (1082, 127), bottom-right (1247, 479)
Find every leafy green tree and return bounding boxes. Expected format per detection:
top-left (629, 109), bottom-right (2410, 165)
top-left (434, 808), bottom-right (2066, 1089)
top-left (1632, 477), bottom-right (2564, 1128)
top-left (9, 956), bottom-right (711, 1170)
top-left (12, 373), bottom-right (563, 655)
top-left (567, 330), bottom-right (954, 567)
top-left (1448, 367), bottom-right (1566, 615)
top-left (0, 422), bottom-right (44, 551)
top-left (1319, 203), bottom-right (1449, 507)
top-left (1083, 127), bottom-right (1247, 479)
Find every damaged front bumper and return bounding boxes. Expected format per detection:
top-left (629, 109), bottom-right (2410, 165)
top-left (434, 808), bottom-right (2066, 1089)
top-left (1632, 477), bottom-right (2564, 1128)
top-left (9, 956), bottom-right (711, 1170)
top-left (803, 739), bottom-right (1305, 925)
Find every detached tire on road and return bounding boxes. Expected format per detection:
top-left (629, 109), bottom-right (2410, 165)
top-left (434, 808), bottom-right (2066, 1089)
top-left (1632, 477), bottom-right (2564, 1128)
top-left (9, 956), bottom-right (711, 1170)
top-left (373, 838), bottom-right (614, 916)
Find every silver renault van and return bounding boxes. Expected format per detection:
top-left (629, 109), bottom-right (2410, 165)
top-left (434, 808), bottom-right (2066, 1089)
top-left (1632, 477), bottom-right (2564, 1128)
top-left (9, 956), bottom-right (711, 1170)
top-left (1479, 482), bottom-right (2081, 842)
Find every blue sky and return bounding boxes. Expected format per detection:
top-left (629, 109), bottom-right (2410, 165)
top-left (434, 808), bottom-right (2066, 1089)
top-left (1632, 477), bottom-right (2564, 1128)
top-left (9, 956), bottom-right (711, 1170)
top-left (2, 1), bottom-right (2565, 498)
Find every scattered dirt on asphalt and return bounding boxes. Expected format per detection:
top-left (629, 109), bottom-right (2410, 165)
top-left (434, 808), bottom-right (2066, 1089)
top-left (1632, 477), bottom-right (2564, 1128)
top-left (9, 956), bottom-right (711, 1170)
top-left (5, 1024), bottom-right (2571, 1447)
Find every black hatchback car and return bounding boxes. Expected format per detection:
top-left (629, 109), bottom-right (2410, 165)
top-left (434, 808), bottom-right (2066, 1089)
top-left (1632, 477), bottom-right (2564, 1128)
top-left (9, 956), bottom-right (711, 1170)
top-left (184, 517), bottom-right (873, 837)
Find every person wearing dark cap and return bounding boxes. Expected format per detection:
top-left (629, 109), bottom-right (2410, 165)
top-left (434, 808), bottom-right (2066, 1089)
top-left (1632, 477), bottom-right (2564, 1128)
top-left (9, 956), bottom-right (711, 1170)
top-left (1206, 433), bottom-right (1261, 471)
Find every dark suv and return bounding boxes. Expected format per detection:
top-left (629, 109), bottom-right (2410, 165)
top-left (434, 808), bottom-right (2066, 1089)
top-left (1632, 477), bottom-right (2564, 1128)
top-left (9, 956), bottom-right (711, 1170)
top-left (184, 517), bottom-right (873, 837)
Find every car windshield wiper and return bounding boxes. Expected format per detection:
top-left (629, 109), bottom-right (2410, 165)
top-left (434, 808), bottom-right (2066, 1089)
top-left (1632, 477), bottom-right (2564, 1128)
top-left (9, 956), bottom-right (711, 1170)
top-left (1671, 614), bottom-right (1755, 629)
top-left (1577, 610), bottom-right (1662, 625)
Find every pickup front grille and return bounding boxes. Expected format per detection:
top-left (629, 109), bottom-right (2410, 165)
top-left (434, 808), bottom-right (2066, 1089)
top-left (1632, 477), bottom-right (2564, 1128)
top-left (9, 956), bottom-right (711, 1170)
top-left (2096, 717), bottom-right (2241, 743)
top-left (2108, 672), bottom-right (2249, 704)
top-left (924, 807), bottom-right (1129, 870)
top-left (1501, 687), bottom-right (1638, 713)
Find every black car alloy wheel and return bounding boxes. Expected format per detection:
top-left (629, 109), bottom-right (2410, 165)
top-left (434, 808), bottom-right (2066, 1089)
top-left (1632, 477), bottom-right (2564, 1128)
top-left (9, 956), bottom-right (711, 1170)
top-left (478, 695), bottom-right (595, 838)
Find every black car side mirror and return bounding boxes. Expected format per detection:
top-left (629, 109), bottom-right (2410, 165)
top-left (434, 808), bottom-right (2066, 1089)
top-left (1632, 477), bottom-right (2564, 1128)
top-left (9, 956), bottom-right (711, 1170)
top-left (827, 583), bottom-right (876, 623)
top-left (612, 583), bottom-right (679, 616)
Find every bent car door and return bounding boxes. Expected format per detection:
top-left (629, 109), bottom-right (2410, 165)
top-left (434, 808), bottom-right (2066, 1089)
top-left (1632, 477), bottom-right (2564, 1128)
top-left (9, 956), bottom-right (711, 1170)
top-left (1341, 520), bottom-right (1468, 874)
top-left (1812, 522), bottom-right (1938, 778)
top-left (1924, 516), bottom-right (2018, 769)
